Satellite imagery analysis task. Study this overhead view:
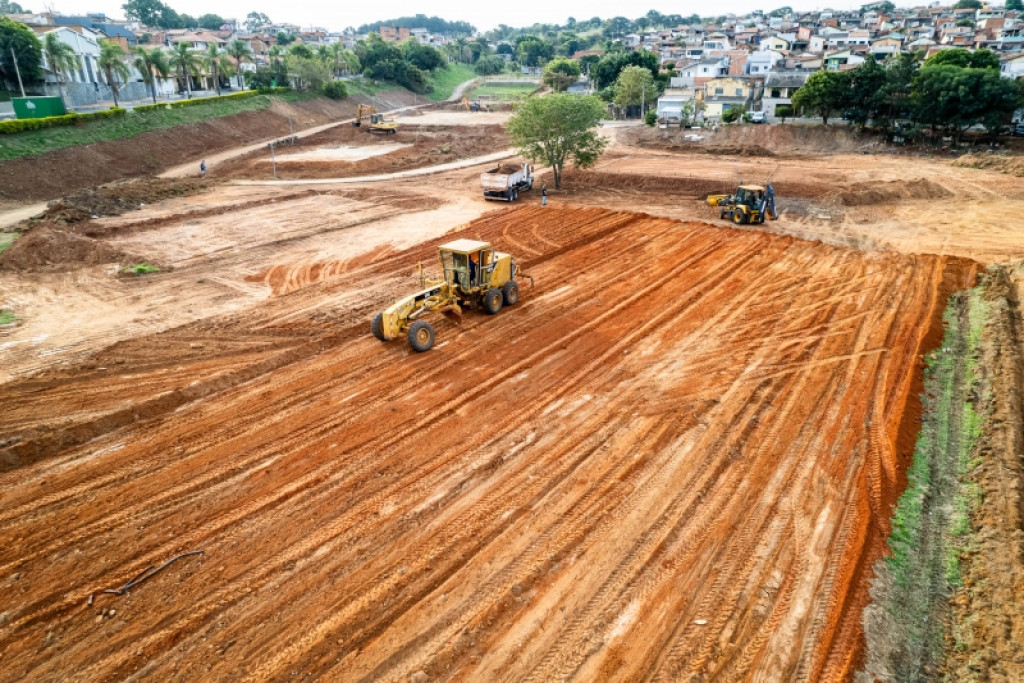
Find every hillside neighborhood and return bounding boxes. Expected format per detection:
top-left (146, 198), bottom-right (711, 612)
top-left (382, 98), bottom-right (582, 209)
top-left (2, 2), bottom-right (1024, 120)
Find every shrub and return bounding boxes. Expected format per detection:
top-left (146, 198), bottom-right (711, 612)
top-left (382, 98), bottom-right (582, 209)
top-left (722, 108), bottom-right (742, 124)
top-left (643, 109), bottom-right (658, 126)
top-left (123, 263), bottom-right (160, 275)
top-left (321, 81), bottom-right (347, 100)
top-left (775, 104), bottom-right (793, 120)
top-left (132, 90), bottom-right (259, 114)
top-left (0, 107), bottom-right (126, 134)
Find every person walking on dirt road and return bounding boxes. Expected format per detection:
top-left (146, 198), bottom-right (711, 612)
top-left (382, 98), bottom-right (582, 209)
top-left (200, 160), bottom-right (207, 178)
top-left (541, 184), bottom-right (547, 207)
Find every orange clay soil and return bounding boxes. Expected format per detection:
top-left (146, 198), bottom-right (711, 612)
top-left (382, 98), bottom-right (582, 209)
top-left (0, 206), bottom-right (975, 681)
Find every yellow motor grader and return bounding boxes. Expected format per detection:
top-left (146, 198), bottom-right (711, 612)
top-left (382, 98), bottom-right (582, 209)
top-left (707, 184), bottom-right (778, 225)
top-left (371, 239), bottom-right (529, 352)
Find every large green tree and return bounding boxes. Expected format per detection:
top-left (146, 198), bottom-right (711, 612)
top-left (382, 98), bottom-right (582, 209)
top-left (42, 32), bottom-right (80, 106)
top-left (542, 57), bottom-right (581, 92)
top-left (613, 64), bottom-right (658, 114)
top-left (506, 93), bottom-right (608, 189)
top-left (1007, 0), bottom-right (1023, 10)
top-left (592, 48), bottom-right (658, 91)
top-left (198, 14), bottom-right (226, 31)
top-left (97, 39), bottom-right (130, 107)
top-left (913, 64), bottom-right (1023, 140)
top-left (516, 35), bottom-right (553, 67)
top-left (133, 45), bottom-right (170, 103)
top-left (791, 70), bottom-right (850, 125)
top-left (0, 0), bottom-right (28, 12)
top-left (845, 55), bottom-right (887, 126)
top-left (0, 15), bottom-right (42, 91)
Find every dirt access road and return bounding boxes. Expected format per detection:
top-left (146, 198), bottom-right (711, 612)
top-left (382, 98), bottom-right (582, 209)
top-left (0, 115), bottom-right (1018, 681)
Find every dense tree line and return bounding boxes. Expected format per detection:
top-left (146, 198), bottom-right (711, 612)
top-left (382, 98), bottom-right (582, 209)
top-left (791, 49), bottom-right (1024, 141)
top-left (122, 0), bottom-right (226, 30)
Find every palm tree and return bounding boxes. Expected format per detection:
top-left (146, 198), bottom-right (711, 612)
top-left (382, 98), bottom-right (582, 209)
top-left (97, 40), bottom-right (130, 107)
top-left (316, 44), bottom-right (330, 67)
top-left (169, 41), bottom-right (201, 97)
top-left (454, 37), bottom-right (469, 64)
top-left (133, 46), bottom-right (170, 103)
top-left (42, 32), bottom-right (80, 108)
top-left (226, 39), bottom-right (252, 88)
top-left (203, 44), bottom-right (232, 95)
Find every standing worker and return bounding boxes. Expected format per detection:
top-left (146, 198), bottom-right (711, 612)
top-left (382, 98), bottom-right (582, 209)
top-left (200, 159), bottom-right (207, 178)
top-left (541, 183), bottom-right (547, 207)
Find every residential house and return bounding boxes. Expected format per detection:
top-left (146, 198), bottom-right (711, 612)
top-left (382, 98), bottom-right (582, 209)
top-left (378, 26), bottom-right (411, 43)
top-left (746, 50), bottom-right (783, 75)
top-left (168, 31), bottom-right (226, 51)
top-left (656, 87), bottom-right (699, 122)
top-left (761, 70), bottom-right (809, 121)
top-left (870, 35), bottom-right (903, 56)
top-left (703, 76), bottom-right (757, 119)
top-left (1001, 53), bottom-right (1024, 78)
top-left (824, 50), bottom-right (864, 70)
top-left (761, 35), bottom-right (790, 52)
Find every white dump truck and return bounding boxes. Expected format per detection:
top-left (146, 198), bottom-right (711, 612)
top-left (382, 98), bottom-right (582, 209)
top-left (481, 163), bottom-right (534, 202)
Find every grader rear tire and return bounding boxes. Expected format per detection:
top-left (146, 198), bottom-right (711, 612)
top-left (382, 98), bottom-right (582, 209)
top-left (408, 320), bottom-right (435, 352)
top-left (371, 313), bottom-right (391, 341)
top-left (482, 288), bottom-right (504, 315)
top-left (502, 280), bottom-right (520, 306)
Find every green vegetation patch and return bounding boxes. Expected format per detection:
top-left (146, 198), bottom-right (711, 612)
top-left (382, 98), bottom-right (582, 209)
top-left (0, 309), bottom-right (18, 325)
top-left (122, 263), bottom-right (161, 275)
top-left (861, 287), bottom-right (988, 681)
top-left (0, 91), bottom-right (317, 162)
top-left (466, 81), bottom-right (538, 101)
top-left (425, 63), bottom-right (477, 101)
top-left (0, 231), bottom-right (19, 254)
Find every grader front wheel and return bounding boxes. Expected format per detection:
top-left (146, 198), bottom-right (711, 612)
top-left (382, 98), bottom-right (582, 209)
top-left (408, 320), bottom-right (435, 352)
top-left (371, 313), bottom-right (391, 341)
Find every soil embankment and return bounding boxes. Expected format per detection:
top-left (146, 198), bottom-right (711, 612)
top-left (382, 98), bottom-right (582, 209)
top-left (0, 92), bottom-right (421, 202)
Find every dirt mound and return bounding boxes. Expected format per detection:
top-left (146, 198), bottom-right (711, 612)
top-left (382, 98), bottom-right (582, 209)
top-left (0, 222), bottom-right (129, 271)
top-left (41, 178), bottom-right (215, 223)
top-left (0, 92), bottom-right (421, 202)
top-left (952, 153), bottom-right (1024, 177)
top-left (838, 178), bottom-right (950, 206)
top-left (621, 123), bottom-right (884, 156)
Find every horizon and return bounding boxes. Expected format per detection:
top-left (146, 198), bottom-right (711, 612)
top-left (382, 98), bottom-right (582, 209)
top-left (35, 0), bottom-right (918, 34)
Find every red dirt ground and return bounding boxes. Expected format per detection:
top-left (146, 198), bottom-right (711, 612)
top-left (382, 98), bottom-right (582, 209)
top-left (0, 206), bottom-right (975, 681)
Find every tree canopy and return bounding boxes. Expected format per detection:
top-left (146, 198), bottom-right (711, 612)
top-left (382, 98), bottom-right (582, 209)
top-left (542, 57), bottom-right (581, 92)
top-left (791, 70), bottom-right (850, 125)
top-left (506, 94), bottom-right (608, 189)
top-left (614, 64), bottom-right (659, 113)
top-left (592, 49), bottom-right (658, 91)
top-left (925, 47), bottom-right (999, 70)
top-left (0, 0), bottom-right (28, 12)
top-left (0, 16), bottom-right (42, 87)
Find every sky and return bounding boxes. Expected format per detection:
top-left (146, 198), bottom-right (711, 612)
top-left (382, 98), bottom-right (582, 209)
top-left (41, 0), bottom-right (874, 33)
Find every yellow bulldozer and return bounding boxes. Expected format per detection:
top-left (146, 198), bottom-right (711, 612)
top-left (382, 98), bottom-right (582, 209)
top-left (707, 184), bottom-right (778, 225)
top-left (353, 104), bottom-right (398, 135)
top-left (462, 96), bottom-right (490, 112)
top-left (371, 239), bottom-right (529, 352)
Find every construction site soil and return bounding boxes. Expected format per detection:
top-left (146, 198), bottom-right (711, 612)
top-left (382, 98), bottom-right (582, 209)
top-left (2, 118), bottom-right (1022, 682)
top-left (0, 92), bottom-right (421, 202)
top-left (216, 123), bottom-right (508, 181)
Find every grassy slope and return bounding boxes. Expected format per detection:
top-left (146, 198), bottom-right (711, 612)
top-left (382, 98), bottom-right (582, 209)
top-left (860, 288), bottom-right (987, 681)
top-left (466, 81), bottom-right (538, 101)
top-left (426, 63), bottom-right (477, 101)
top-left (0, 91), bottom-right (319, 162)
top-left (0, 232), bottom-right (18, 254)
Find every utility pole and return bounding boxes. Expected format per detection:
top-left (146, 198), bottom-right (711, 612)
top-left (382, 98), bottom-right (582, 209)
top-left (10, 45), bottom-right (26, 97)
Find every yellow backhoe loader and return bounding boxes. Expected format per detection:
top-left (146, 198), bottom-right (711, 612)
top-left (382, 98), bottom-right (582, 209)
top-left (371, 239), bottom-right (530, 352)
top-left (462, 96), bottom-right (490, 112)
top-left (707, 184), bottom-right (778, 225)
top-left (353, 104), bottom-right (398, 134)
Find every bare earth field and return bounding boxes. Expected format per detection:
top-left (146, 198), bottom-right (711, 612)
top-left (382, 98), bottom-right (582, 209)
top-left (1, 116), bottom-right (1021, 681)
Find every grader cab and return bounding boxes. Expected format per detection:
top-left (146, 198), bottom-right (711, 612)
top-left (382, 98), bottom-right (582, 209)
top-left (371, 239), bottom-right (528, 352)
